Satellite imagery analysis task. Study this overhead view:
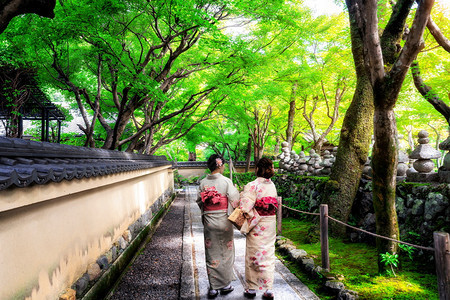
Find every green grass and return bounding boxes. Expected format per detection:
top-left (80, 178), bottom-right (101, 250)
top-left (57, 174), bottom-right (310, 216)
top-left (279, 218), bottom-right (440, 300)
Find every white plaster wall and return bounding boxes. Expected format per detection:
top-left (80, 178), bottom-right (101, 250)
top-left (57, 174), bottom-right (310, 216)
top-left (0, 166), bottom-right (174, 300)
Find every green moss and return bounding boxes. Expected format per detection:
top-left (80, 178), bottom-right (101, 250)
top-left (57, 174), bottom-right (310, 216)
top-left (397, 182), bottom-right (432, 188)
top-left (280, 218), bottom-right (439, 299)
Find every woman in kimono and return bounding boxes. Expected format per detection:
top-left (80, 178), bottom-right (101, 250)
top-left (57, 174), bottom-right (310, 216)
top-left (197, 154), bottom-right (240, 298)
top-left (239, 157), bottom-right (278, 300)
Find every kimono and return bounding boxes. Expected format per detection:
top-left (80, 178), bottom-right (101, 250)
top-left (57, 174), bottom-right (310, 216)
top-left (239, 177), bottom-right (278, 291)
top-left (197, 173), bottom-right (240, 290)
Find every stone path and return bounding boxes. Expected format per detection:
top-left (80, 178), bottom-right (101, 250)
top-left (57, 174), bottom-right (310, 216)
top-left (109, 186), bottom-right (319, 300)
top-left (181, 186), bottom-right (319, 300)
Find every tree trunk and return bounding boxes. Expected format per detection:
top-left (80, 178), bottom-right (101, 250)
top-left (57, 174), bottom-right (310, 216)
top-left (324, 76), bottom-right (374, 236)
top-left (188, 151), bottom-right (196, 161)
top-left (245, 136), bottom-right (252, 173)
top-left (322, 3), bottom-right (374, 236)
top-left (254, 144), bottom-right (263, 164)
top-left (372, 107), bottom-right (400, 268)
top-left (109, 106), bottom-right (135, 150)
top-left (274, 136), bottom-right (280, 156)
top-left (286, 83), bottom-right (297, 149)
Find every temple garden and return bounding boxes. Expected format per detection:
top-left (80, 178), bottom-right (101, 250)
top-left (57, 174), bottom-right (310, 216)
top-left (1, 0), bottom-right (449, 299)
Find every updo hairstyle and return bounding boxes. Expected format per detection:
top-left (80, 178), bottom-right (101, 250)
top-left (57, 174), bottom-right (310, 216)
top-left (207, 154), bottom-right (224, 172)
top-left (256, 157), bottom-right (274, 179)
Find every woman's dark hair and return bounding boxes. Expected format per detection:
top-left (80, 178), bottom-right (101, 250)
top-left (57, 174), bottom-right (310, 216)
top-left (207, 154), bottom-right (224, 172)
top-left (256, 157), bottom-right (274, 179)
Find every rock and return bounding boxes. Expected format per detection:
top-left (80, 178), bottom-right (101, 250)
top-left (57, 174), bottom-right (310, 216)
top-left (111, 245), bottom-right (118, 262)
top-left (325, 280), bottom-right (345, 293)
top-left (304, 261), bottom-right (315, 274)
top-left (396, 197), bottom-right (407, 220)
top-left (289, 249), bottom-right (308, 260)
top-left (59, 288), bottom-right (76, 300)
top-left (122, 230), bottom-right (132, 243)
top-left (87, 262), bottom-right (101, 280)
top-left (118, 236), bottom-right (128, 250)
top-left (96, 255), bottom-right (109, 270)
top-left (74, 273), bottom-right (90, 297)
top-left (300, 257), bottom-right (315, 268)
top-left (411, 199), bottom-right (424, 216)
top-left (278, 243), bottom-right (296, 254)
top-left (337, 289), bottom-right (359, 300)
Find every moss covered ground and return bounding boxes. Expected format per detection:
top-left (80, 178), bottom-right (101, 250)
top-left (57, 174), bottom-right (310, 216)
top-left (280, 218), bottom-right (439, 300)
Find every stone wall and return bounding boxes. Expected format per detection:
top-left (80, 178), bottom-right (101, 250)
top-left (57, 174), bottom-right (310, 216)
top-left (272, 174), bottom-right (450, 252)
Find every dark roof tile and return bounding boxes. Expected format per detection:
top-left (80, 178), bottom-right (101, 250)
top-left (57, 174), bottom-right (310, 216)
top-left (0, 137), bottom-right (172, 191)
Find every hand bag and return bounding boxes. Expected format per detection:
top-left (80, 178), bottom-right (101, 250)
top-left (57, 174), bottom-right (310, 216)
top-left (227, 207), bottom-right (246, 230)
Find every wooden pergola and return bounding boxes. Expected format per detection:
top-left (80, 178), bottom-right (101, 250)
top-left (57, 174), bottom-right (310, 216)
top-left (0, 67), bottom-right (66, 142)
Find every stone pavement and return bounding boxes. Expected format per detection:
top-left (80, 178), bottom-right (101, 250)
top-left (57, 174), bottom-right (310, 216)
top-left (109, 186), bottom-right (319, 300)
top-left (180, 186), bottom-right (319, 300)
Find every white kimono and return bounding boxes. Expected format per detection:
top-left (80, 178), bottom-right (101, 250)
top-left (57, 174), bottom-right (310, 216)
top-left (239, 177), bottom-right (278, 291)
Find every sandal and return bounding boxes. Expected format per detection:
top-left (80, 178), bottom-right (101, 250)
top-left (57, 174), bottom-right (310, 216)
top-left (207, 289), bottom-right (218, 299)
top-left (220, 285), bottom-right (234, 294)
top-left (244, 289), bottom-right (256, 298)
top-left (262, 290), bottom-right (274, 300)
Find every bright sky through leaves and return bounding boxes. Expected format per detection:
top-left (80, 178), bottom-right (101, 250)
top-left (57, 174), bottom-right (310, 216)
top-left (304, 0), bottom-right (450, 16)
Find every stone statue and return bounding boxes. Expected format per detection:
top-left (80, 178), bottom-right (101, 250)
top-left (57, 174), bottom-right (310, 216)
top-left (407, 130), bottom-right (441, 182)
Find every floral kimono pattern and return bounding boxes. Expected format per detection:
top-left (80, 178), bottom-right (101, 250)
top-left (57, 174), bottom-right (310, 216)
top-left (197, 173), bottom-right (240, 290)
top-left (239, 177), bottom-right (278, 291)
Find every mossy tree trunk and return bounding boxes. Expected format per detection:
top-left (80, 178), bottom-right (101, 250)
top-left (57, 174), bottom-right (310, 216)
top-left (323, 2), bottom-right (374, 236)
top-left (372, 106), bottom-right (400, 268)
top-left (343, 0), bottom-right (434, 272)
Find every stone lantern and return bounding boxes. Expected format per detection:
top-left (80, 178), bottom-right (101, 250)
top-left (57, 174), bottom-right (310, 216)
top-left (362, 157), bottom-right (372, 179)
top-left (396, 151), bottom-right (409, 181)
top-left (407, 130), bottom-right (441, 182)
top-left (320, 150), bottom-right (333, 175)
top-left (438, 135), bottom-right (450, 182)
top-left (278, 142), bottom-right (291, 172)
top-left (297, 151), bottom-right (308, 175)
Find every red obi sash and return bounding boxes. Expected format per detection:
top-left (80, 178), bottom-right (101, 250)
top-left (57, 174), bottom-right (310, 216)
top-left (201, 187), bottom-right (228, 211)
top-left (254, 196), bottom-right (278, 216)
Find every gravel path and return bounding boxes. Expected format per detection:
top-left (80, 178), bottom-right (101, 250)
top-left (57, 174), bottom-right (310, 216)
top-left (108, 196), bottom-right (185, 300)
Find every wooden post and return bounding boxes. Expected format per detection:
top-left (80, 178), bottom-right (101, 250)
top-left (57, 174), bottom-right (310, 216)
top-left (434, 232), bottom-right (450, 300)
top-left (277, 197), bottom-right (282, 235)
top-left (320, 204), bottom-right (330, 271)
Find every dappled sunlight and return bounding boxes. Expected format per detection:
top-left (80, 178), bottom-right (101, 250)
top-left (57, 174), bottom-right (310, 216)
top-left (134, 181), bottom-right (147, 214)
top-left (355, 275), bottom-right (430, 300)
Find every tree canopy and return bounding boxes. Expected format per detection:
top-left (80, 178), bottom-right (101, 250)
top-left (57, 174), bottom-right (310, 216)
top-left (0, 0), bottom-right (448, 162)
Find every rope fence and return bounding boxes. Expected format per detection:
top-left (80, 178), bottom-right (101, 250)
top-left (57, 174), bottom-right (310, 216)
top-left (281, 203), bottom-right (434, 251)
top-left (277, 201), bottom-right (449, 299)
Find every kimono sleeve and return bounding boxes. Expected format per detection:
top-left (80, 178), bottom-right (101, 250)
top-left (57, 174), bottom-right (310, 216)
top-left (239, 181), bottom-right (257, 214)
top-left (227, 180), bottom-right (240, 208)
top-left (196, 183), bottom-right (204, 209)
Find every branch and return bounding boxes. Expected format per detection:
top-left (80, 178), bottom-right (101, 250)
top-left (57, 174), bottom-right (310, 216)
top-left (388, 0), bottom-right (435, 102)
top-left (362, 0), bottom-right (385, 85)
top-left (380, 0), bottom-right (415, 65)
top-left (427, 16), bottom-right (450, 53)
top-left (411, 61), bottom-right (450, 124)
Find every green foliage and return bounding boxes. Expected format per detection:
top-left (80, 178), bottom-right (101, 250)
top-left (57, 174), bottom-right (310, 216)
top-left (224, 172), bottom-right (255, 190)
top-left (173, 170), bottom-right (204, 188)
top-left (0, 0), bottom-right (448, 169)
top-left (280, 218), bottom-right (439, 299)
top-left (398, 244), bottom-right (415, 261)
top-left (380, 252), bottom-right (399, 277)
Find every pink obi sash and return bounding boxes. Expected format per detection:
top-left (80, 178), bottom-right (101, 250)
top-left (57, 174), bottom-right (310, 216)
top-left (254, 196), bottom-right (278, 216)
top-left (204, 195), bottom-right (228, 211)
top-left (201, 187), bottom-right (228, 211)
